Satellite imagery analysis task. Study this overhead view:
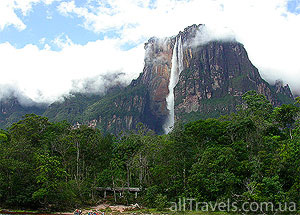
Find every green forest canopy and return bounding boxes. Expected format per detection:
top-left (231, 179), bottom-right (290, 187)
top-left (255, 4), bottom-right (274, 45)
top-left (0, 91), bottom-right (299, 213)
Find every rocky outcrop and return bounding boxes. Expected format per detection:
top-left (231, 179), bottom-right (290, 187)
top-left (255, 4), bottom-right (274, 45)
top-left (274, 80), bottom-right (294, 98)
top-left (173, 39), bottom-right (294, 122)
top-left (135, 24), bottom-right (294, 129)
top-left (133, 37), bottom-right (174, 130)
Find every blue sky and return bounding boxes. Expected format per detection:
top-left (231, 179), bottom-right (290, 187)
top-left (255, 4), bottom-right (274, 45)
top-left (0, 0), bottom-right (300, 103)
top-left (288, 0), bottom-right (300, 13)
top-left (3, 0), bottom-right (297, 51)
top-left (0, 1), bottom-right (106, 50)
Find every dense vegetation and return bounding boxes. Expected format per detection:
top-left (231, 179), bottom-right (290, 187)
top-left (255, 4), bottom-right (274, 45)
top-left (0, 91), bottom-right (299, 213)
top-left (43, 93), bottom-right (103, 124)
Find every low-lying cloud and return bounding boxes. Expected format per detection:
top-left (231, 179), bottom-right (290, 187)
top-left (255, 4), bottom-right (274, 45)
top-left (190, 25), bottom-right (236, 47)
top-left (0, 39), bottom-right (144, 104)
top-left (0, 84), bottom-right (47, 107)
top-left (71, 73), bottom-right (128, 95)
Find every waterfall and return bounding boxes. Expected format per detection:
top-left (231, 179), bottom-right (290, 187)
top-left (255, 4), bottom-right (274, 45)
top-left (163, 36), bottom-right (183, 134)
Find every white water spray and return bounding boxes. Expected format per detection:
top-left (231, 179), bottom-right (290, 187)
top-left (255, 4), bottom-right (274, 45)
top-left (163, 36), bottom-right (184, 133)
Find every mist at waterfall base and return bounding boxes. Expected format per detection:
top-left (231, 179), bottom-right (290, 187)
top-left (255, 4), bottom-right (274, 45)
top-left (163, 36), bottom-right (184, 134)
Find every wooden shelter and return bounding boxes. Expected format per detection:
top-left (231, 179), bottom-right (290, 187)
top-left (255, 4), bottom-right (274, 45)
top-left (96, 187), bottom-right (141, 198)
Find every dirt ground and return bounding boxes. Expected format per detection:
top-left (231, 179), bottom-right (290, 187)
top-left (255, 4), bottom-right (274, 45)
top-left (78, 203), bottom-right (143, 214)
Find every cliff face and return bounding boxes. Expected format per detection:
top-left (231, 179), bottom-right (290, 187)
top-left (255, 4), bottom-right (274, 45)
top-left (133, 37), bottom-right (174, 130)
top-left (128, 24), bottom-right (294, 130)
top-left (173, 35), bottom-right (294, 122)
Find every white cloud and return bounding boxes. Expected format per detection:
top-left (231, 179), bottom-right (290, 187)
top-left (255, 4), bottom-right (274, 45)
top-left (14, 0), bottom-right (59, 15)
top-left (191, 25), bottom-right (236, 47)
top-left (0, 0), bottom-right (58, 30)
top-left (0, 38), bottom-right (144, 103)
top-left (39, 37), bottom-right (46, 44)
top-left (57, 0), bottom-right (77, 16)
top-left (0, 1), bottom-right (26, 30)
top-left (52, 34), bottom-right (74, 49)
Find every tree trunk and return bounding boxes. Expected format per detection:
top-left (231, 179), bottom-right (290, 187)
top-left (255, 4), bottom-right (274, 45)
top-left (76, 141), bottom-right (80, 182)
top-left (112, 176), bottom-right (117, 202)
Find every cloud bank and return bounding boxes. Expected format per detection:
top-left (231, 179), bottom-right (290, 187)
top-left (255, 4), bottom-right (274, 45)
top-left (0, 39), bottom-right (144, 103)
top-left (0, 0), bottom-right (299, 105)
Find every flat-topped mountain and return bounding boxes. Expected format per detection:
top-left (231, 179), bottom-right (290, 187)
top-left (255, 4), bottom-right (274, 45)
top-left (0, 24), bottom-right (294, 133)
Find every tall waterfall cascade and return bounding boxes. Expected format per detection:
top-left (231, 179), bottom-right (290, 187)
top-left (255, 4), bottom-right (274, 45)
top-left (163, 36), bottom-right (184, 134)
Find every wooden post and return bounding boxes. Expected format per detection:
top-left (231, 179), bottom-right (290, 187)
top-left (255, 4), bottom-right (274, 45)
top-left (104, 190), bottom-right (106, 198)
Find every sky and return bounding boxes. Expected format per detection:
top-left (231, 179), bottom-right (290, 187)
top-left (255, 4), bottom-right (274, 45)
top-left (0, 0), bottom-right (300, 104)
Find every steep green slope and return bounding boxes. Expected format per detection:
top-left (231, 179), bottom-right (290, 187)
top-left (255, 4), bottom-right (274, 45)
top-left (0, 98), bottom-right (46, 129)
top-left (82, 85), bottom-right (153, 133)
top-left (43, 93), bottom-right (103, 124)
